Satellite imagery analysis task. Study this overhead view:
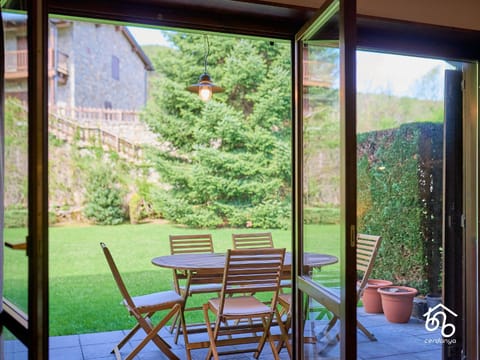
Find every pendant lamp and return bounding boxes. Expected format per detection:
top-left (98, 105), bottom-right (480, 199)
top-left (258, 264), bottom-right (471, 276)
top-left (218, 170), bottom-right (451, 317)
top-left (187, 35), bottom-right (224, 101)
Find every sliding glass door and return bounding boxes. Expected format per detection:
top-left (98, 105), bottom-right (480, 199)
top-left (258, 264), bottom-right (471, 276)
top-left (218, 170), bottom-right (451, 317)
top-left (1, 1), bottom-right (50, 358)
top-left (294, 0), bottom-right (357, 358)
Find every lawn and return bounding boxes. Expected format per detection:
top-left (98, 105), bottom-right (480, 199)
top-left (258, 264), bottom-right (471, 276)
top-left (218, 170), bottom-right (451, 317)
top-left (3, 222), bottom-right (340, 336)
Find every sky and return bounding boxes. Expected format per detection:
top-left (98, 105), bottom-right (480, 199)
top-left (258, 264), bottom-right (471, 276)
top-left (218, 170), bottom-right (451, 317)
top-left (128, 26), bottom-right (448, 100)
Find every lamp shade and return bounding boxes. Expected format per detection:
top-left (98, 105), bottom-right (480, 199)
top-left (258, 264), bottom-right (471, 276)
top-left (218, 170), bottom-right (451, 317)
top-left (187, 72), bottom-right (224, 102)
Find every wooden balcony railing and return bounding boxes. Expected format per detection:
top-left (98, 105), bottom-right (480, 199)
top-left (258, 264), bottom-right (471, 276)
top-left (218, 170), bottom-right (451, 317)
top-left (50, 105), bottom-right (140, 125)
top-left (5, 48), bottom-right (68, 79)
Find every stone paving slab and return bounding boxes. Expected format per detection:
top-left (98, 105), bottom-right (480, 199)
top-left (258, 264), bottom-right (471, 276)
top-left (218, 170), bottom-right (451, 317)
top-left (4, 308), bottom-right (443, 359)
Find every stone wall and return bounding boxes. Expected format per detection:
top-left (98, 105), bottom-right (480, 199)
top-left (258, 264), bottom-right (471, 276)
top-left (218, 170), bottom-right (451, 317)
top-left (62, 22), bottom-right (148, 110)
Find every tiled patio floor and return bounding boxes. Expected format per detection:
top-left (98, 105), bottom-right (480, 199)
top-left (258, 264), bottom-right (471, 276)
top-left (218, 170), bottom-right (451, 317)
top-left (5, 308), bottom-right (442, 359)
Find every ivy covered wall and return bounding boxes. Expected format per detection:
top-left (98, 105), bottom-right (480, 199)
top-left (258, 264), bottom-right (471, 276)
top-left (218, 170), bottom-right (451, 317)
top-left (357, 122), bottom-right (443, 295)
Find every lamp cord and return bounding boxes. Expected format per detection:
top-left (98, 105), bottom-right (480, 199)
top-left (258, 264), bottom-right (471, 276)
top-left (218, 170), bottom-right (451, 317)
top-left (203, 34), bottom-right (209, 74)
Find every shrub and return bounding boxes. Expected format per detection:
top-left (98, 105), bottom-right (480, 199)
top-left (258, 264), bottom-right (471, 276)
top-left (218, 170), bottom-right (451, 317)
top-left (4, 207), bottom-right (28, 228)
top-left (304, 206), bottom-right (340, 224)
top-left (249, 200), bottom-right (290, 229)
top-left (84, 169), bottom-right (125, 225)
top-left (128, 193), bottom-right (144, 224)
top-left (4, 207), bottom-right (57, 228)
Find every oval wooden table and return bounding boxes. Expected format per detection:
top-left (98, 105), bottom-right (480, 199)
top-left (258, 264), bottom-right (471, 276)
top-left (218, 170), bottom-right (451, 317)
top-left (152, 251), bottom-right (338, 272)
top-left (151, 251), bottom-right (338, 358)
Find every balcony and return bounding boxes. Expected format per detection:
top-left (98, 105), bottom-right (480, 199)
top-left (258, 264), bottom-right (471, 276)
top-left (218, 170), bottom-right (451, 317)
top-left (4, 48), bottom-right (69, 81)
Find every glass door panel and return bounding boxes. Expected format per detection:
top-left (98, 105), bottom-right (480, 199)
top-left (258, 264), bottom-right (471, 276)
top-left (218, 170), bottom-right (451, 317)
top-left (2, 6), bottom-right (29, 329)
top-left (296, 0), bottom-right (356, 358)
top-left (302, 36), bottom-right (341, 357)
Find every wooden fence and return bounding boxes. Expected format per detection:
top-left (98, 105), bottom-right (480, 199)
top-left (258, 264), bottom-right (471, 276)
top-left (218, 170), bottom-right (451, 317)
top-left (50, 105), bottom-right (140, 125)
top-left (48, 107), bottom-right (144, 160)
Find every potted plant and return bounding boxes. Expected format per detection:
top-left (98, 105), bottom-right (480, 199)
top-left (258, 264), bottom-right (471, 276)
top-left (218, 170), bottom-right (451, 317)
top-left (411, 294), bottom-right (428, 319)
top-left (378, 285), bottom-right (418, 323)
top-left (361, 279), bottom-right (393, 313)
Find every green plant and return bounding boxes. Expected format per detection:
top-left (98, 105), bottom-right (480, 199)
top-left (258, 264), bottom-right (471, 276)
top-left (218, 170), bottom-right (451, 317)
top-left (84, 168), bottom-right (125, 225)
top-left (304, 206), bottom-right (340, 225)
top-left (143, 35), bottom-right (292, 229)
top-left (4, 206), bottom-right (56, 228)
top-left (357, 122), bottom-right (443, 295)
top-left (128, 193), bottom-right (143, 224)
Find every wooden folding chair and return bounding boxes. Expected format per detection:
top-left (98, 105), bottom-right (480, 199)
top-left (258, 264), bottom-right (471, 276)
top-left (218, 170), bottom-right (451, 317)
top-left (233, 232), bottom-right (291, 292)
top-left (169, 234), bottom-right (223, 342)
top-left (100, 242), bottom-right (188, 360)
top-left (275, 293), bottom-right (292, 357)
top-left (316, 234), bottom-right (382, 341)
top-left (203, 248), bottom-right (286, 360)
top-left (232, 232), bottom-right (274, 250)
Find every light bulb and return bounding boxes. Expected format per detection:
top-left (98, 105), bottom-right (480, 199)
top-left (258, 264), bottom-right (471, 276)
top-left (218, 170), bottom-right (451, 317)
top-left (199, 85), bottom-right (212, 102)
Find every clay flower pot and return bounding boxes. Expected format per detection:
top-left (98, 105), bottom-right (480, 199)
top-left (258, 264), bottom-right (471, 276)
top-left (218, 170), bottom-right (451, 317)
top-left (378, 286), bottom-right (418, 323)
top-left (361, 279), bottom-right (393, 313)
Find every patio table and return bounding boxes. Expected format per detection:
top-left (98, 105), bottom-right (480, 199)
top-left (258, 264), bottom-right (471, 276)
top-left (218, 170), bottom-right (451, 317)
top-left (151, 251), bottom-right (338, 357)
top-left (152, 251), bottom-right (337, 273)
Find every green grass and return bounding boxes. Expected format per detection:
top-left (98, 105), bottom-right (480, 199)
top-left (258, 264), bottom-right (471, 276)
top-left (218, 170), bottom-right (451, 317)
top-left (3, 222), bottom-right (340, 336)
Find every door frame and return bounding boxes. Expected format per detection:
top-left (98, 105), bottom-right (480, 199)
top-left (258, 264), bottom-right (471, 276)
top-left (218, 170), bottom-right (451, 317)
top-left (461, 62), bottom-right (478, 360)
top-left (443, 68), bottom-right (464, 359)
top-left (293, 0), bottom-right (358, 358)
top-left (27, 0), bottom-right (50, 358)
top-left (1, 2), bottom-right (479, 359)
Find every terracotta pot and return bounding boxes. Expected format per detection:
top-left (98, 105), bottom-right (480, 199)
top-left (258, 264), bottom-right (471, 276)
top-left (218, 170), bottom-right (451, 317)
top-left (378, 286), bottom-right (418, 323)
top-left (361, 279), bottom-right (393, 313)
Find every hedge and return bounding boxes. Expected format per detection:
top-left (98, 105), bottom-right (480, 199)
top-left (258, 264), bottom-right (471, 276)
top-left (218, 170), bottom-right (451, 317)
top-left (357, 122), bottom-right (443, 295)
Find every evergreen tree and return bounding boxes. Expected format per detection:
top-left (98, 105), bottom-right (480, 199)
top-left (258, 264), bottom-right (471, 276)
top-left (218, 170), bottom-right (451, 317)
top-left (142, 33), bottom-right (292, 228)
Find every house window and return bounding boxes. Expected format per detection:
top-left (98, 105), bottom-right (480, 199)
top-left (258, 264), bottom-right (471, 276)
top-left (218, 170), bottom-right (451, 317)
top-left (112, 55), bottom-right (120, 80)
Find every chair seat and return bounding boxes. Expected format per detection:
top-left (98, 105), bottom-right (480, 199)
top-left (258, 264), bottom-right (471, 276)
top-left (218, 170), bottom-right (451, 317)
top-left (208, 296), bottom-right (271, 316)
top-left (124, 290), bottom-right (183, 313)
top-left (180, 283), bottom-right (223, 295)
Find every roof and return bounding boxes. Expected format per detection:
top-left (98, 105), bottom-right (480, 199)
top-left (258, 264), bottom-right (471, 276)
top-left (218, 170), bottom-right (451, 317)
top-left (120, 26), bottom-right (154, 71)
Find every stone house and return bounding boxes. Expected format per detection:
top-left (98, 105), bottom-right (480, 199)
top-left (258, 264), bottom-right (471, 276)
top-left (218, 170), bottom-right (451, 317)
top-left (4, 14), bottom-right (153, 111)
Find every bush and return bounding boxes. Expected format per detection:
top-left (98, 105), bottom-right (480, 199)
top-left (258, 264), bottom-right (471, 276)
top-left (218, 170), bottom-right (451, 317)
top-left (249, 200), bottom-right (290, 229)
top-left (4, 207), bottom-right (28, 228)
top-left (128, 193), bottom-right (144, 224)
top-left (84, 169), bottom-right (125, 225)
top-left (304, 207), bottom-right (340, 224)
top-left (4, 207), bottom-right (57, 228)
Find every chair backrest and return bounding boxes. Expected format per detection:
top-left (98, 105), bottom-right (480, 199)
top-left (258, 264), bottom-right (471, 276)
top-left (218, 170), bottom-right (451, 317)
top-left (170, 234), bottom-right (214, 255)
top-left (356, 234), bottom-right (382, 299)
top-left (100, 242), bottom-right (136, 311)
top-left (220, 248), bottom-right (285, 308)
top-left (232, 232), bottom-right (274, 250)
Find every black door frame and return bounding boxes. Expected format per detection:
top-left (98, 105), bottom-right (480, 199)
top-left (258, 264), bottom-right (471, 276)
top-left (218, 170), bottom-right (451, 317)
top-left (443, 69), bottom-right (464, 359)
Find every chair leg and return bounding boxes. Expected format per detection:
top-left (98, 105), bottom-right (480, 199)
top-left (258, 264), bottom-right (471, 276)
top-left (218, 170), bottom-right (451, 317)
top-left (113, 322), bottom-right (142, 353)
top-left (127, 305), bottom-right (181, 360)
top-left (169, 310), bottom-right (180, 334)
top-left (267, 331), bottom-right (281, 360)
top-left (357, 320), bottom-right (377, 341)
top-left (323, 315), bottom-right (338, 335)
top-left (179, 304), bottom-right (192, 360)
top-left (254, 315), bottom-right (279, 360)
top-left (275, 308), bottom-right (292, 358)
top-left (203, 303), bottom-right (220, 360)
